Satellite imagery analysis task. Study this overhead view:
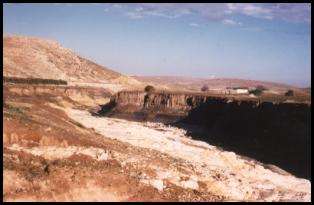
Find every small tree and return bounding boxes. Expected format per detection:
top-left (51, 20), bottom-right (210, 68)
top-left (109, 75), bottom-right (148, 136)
top-left (249, 88), bottom-right (264, 96)
top-left (249, 86), bottom-right (266, 96)
top-left (285, 90), bottom-right (294, 97)
top-left (201, 85), bottom-right (209, 92)
top-left (144, 85), bottom-right (155, 93)
top-left (249, 89), bottom-right (262, 96)
top-left (256, 85), bottom-right (267, 91)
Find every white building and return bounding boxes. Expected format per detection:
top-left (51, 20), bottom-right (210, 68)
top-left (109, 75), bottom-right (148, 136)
top-left (235, 88), bottom-right (249, 94)
top-left (226, 87), bottom-right (249, 95)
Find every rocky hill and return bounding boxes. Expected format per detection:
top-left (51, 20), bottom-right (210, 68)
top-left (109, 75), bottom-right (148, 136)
top-left (3, 35), bottom-right (142, 92)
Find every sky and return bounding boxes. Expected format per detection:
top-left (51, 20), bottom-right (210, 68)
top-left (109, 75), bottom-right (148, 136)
top-left (3, 3), bottom-right (311, 87)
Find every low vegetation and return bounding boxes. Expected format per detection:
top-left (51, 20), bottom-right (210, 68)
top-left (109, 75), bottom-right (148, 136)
top-left (3, 76), bottom-right (67, 85)
top-left (201, 85), bottom-right (209, 92)
top-left (144, 85), bottom-right (156, 93)
top-left (4, 103), bottom-right (24, 115)
top-left (256, 85), bottom-right (268, 91)
top-left (3, 102), bottom-right (30, 123)
top-left (285, 90), bottom-right (294, 97)
top-left (249, 85), bottom-right (267, 96)
top-left (249, 89), bottom-right (262, 96)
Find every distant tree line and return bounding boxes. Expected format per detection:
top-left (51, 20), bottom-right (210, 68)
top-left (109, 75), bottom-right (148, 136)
top-left (3, 76), bottom-right (67, 85)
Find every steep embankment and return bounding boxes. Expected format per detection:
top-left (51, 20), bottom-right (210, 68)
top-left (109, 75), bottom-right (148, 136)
top-left (99, 91), bottom-right (311, 180)
top-left (99, 91), bottom-right (254, 121)
top-left (3, 35), bottom-right (142, 92)
top-left (178, 98), bottom-right (311, 180)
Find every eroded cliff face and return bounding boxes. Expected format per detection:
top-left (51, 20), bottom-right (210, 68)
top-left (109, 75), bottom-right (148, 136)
top-left (112, 90), bottom-right (289, 114)
top-left (112, 91), bottom-right (210, 116)
top-left (101, 91), bottom-right (210, 122)
top-left (178, 98), bottom-right (311, 180)
top-left (102, 91), bottom-right (311, 180)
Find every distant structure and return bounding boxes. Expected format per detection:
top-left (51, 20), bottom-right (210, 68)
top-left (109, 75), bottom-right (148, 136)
top-left (205, 87), bottom-right (250, 95)
top-left (226, 87), bottom-right (249, 94)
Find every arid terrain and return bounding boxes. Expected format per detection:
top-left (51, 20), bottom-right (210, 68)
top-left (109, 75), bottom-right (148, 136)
top-left (3, 36), bottom-right (311, 202)
top-left (3, 35), bottom-right (143, 93)
top-left (132, 75), bottom-right (303, 91)
top-left (3, 83), bottom-right (311, 202)
top-left (132, 76), bottom-right (311, 103)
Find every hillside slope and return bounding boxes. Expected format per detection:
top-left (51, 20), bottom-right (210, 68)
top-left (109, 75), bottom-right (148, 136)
top-left (3, 35), bottom-right (141, 90)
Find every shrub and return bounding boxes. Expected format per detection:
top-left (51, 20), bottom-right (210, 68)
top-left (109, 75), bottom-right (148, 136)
top-left (249, 86), bottom-right (265, 96)
top-left (248, 85), bottom-right (267, 96)
top-left (201, 85), bottom-right (209, 92)
top-left (256, 85), bottom-right (267, 91)
top-left (285, 90), bottom-right (294, 97)
top-left (144, 85), bottom-right (155, 93)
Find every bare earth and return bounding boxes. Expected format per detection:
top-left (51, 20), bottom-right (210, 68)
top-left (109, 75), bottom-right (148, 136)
top-left (3, 35), bottom-right (143, 93)
top-left (3, 87), bottom-right (311, 202)
top-left (132, 75), bottom-right (302, 92)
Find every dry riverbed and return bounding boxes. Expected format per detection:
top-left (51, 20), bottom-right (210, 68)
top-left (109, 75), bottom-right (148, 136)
top-left (3, 94), bottom-right (311, 201)
top-left (63, 107), bottom-right (311, 202)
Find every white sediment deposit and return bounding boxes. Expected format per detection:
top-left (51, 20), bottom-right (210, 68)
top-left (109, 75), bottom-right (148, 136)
top-left (8, 144), bottom-right (110, 161)
top-left (64, 108), bottom-right (310, 202)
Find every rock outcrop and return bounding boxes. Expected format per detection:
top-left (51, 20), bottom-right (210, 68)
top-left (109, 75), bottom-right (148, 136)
top-left (100, 91), bottom-right (311, 180)
top-left (179, 97), bottom-right (311, 180)
top-left (113, 91), bottom-right (214, 115)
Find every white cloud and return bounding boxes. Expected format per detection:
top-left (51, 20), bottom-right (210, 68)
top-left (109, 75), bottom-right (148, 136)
top-left (143, 10), bottom-right (182, 19)
top-left (112, 4), bottom-right (123, 9)
top-left (241, 26), bottom-right (263, 32)
top-left (125, 7), bottom-right (183, 20)
top-left (189, 23), bottom-right (200, 27)
top-left (135, 7), bottom-right (144, 12)
top-left (226, 3), bottom-right (237, 11)
top-left (126, 12), bottom-right (143, 19)
top-left (107, 3), bottom-right (310, 24)
top-left (242, 4), bottom-right (272, 19)
top-left (225, 3), bottom-right (310, 22)
top-left (222, 19), bottom-right (242, 26)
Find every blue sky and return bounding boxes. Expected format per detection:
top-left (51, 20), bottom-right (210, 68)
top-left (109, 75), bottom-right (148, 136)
top-left (3, 3), bottom-right (311, 87)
